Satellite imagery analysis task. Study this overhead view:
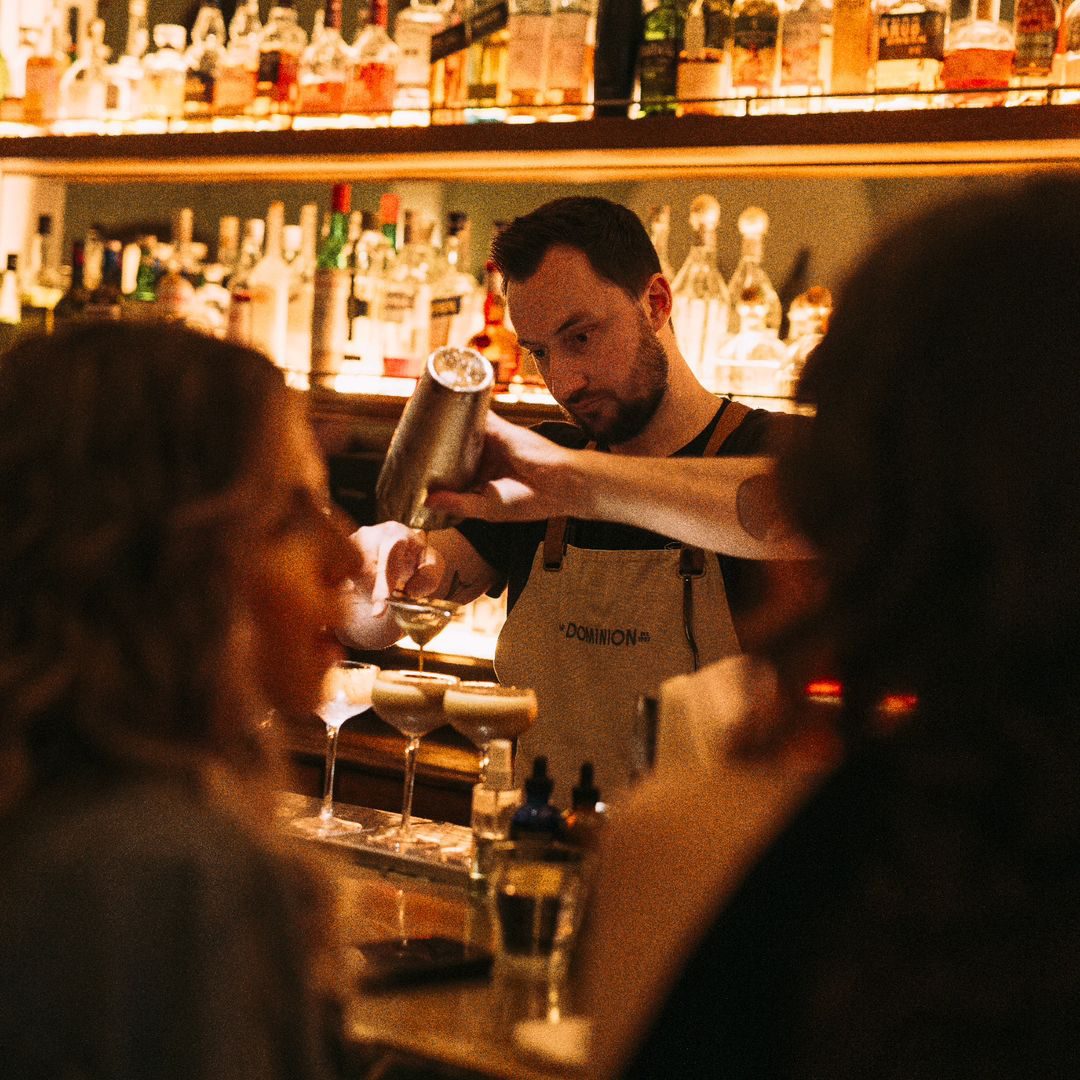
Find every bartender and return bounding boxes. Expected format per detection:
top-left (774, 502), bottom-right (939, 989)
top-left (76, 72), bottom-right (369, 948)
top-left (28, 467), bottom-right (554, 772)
top-left (342, 196), bottom-right (799, 802)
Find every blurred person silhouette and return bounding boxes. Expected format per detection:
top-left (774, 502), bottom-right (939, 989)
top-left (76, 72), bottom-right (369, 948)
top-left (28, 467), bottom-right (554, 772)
top-left (0, 323), bottom-right (360, 1080)
top-left (432, 175), bottom-right (1080, 1078)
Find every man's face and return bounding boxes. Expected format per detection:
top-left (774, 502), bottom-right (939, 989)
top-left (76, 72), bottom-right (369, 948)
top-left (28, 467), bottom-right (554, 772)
top-left (507, 245), bottom-right (669, 446)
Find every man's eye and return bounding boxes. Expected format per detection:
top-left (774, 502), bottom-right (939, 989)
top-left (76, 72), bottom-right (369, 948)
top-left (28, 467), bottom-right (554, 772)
top-left (529, 348), bottom-right (547, 365)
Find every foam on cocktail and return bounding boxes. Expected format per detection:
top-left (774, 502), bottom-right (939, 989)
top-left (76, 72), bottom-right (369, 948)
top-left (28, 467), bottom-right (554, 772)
top-left (372, 670), bottom-right (457, 738)
top-left (443, 683), bottom-right (538, 746)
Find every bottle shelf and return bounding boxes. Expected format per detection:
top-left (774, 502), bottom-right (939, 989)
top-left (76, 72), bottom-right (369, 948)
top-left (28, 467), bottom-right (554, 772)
top-left (1, 106), bottom-right (1079, 182)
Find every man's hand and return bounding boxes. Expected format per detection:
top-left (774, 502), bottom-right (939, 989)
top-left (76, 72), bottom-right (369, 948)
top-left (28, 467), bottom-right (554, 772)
top-left (350, 521), bottom-right (445, 617)
top-left (425, 412), bottom-right (583, 523)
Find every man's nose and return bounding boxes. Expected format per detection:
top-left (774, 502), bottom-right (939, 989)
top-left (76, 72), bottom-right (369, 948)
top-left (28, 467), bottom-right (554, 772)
top-left (549, 356), bottom-right (588, 403)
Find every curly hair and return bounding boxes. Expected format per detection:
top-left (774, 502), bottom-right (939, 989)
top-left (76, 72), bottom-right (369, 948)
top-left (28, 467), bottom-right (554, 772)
top-left (0, 322), bottom-right (287, 811)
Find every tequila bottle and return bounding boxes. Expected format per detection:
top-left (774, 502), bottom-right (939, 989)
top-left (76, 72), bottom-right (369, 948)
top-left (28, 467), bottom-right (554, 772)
top-left (714, 284), bottom-right (788, 396)
top-left (255, 1), bottom-right (308, 116)
top-left (506, 0), bottom-right (552, 115)
top-left (143, 25), bottom-right (188, 121)
top-left (215, 0), bottom-right (262, 115)
top-left (184, 1), bottom-right (228, 118)
top-left (782, 285), bottom-right (831, 395)
top-left (677, 0), bottom-right (733, 116)
top-left (647, 204), bottom-right (674, 282)
top-left (106, 0), bottom-right (149, 122)
top-left (728, 206), bottom-right (781, 332)
top-left (638, 0), bottom-right (686, 116)
top-left (24, 12), bottom-right (68, 126)
top-left (874, 0), bottom-right (948, 98)
top-left (730, 0), bottom-right (781, 97)
top-left (346, 0), bottom-right (401, 121)
top-left (546, 0), bottom-right (599, 117)
top-left (249, 202), bottom-right (292, 368)
top-left (831, 0), bottom-right (875, 94)
top-left (1012, 0), bottom-right (1059, 94)
top-left (59, 18), bottom-right (108, 122)
top-left (300, 0), bottom-right (352, 114)
top-left (670, 195), bottom-right (731, 390)
top-left (394, 0), bottom-right (454, 116)
top-left (779, 0), bottom-right (831, 97)
top-left (942, 0), bottom-right (1014, 102)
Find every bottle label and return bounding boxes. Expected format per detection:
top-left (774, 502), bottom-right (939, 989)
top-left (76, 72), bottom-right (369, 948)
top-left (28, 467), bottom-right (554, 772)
top-left (877, 11), bottom-right (946, 63)
top-left (396, 24), bottom-right (435, 86)
top-left (380, 288), bottom-right (414, 323)
top-left (507, 14), bottom-right (550, 90)
top-left (1014, 0), bottom-right (1058, 75)
top-left (781, 11), bottom-right (825, 85)
top-left (547, 12), bottom-right (595, 91)
top-left (732, 13), bottom-right (780, 87)
top-left (639, 40), bottom-right (680, 100)
top-left (311, 269), bottom-right (352, 374)
top-left (185, 70), bottom-right (215, 105)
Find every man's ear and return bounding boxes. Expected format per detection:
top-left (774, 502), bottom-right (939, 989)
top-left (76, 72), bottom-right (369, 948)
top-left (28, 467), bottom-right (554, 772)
top-left (643, 273), bottom-right (673, 331)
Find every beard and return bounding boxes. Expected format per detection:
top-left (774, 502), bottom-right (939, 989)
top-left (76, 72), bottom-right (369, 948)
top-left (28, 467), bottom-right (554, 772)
top-left (566, 309), bottom-right (669, 447)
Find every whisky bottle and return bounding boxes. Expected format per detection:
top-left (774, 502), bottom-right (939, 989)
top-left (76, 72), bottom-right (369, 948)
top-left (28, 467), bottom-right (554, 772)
top-left (255, 1), bottom-right (308, 116)
top-left (505, 0), bottom-right (553, 115)
top-left (727, 206), bottom-right (781, 333)
top-left (875, 0), bottom-right (948, 99)
top-left (730, 0), bottom-right (781, 98)
top-left (546, 0), bottom-right (599, 118)
top-left (677, 0), bottom-right (733, 116)
top-left (671, 195), bottom-right (731, 390)
top-left (942, 0), bottom-right (1014, 102)
top-left (638, 0), bottom-right (686, 116)
top-left (24, 11), bottom-right (68, 126)
top-left (346, 0), bottom-right (401, 122)
top-left (831, 0), bottom-right (876, 95)
top-left (1063, 0), bottom-right (1080, 90)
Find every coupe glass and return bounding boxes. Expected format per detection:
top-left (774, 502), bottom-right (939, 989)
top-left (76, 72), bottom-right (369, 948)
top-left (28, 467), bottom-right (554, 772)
top-left (442, 681), bottom-right (538, 772)
top-left (370, 669), bottom-right (460, 850)
top-left (386, 592), bottom-right (458, 671)
top-left (292, 660), bottom-right (380, 837)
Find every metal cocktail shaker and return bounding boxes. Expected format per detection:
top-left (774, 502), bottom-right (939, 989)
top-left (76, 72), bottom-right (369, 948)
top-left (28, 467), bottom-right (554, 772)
top-left (375, 346), bottom-right (494, 531)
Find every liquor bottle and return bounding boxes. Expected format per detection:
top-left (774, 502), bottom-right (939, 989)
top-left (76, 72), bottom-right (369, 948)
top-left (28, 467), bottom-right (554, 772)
top-left (646, 204), bottom-right (674, 282)
top-left (677, 0), bottom-right (733, 116)
top-left (190, 216), bottom-right (240, 335)
top-left (255, 1), bottom-right (308, 116)
top-left (831, 0), bottom-right (875, 94)
top-left (154, 252), bottom-right (196, 323)
top-left (394, 0), bottom-right (454, 116)
top-left (671, 194), bottom-right (731, 390)
top-left (431, 211), bottom-right (479, 348)
top-left (467, 260), bottom-right (520, 387)
top-left (312, 184), bottom-right (354, 379)
top-left (215, 0), bottom-right (262, 115)
top-left (465, 0), bottom-right (511, 122)
top-left (782, 284), bottom-right (831, 394)
top-left (379, 209), bottom-right (436, 377)
top-left (779, 0), bottom-right (831, 96)
top-left (638, 0), bottom-right (687, 115)
top-left (143, 25), bottom-right (189, 121)
top-left (593, 0), bottom-right (644, 116)
top-left (505, 0), bottom-right (553, 115)
top-left (1063, 0), bottom-right (1080, 87)
top-left (728, 206), bottom-right (781, 332)
top-left (184, 1), bottom-right (228, 118)
top-left (129, 236), bottom-right (161, 305)
top-left (24, 12), bottom-right (68, 126)
top-left (84, 242), bottom-right (124, 320)
top-left (379, 192), bottom-right (401, 249)
top-left (54, 241), bottom-right (91, 323)
top-left (875, 0), bottom-right (948, 98)
top-left (349, 209), bottom-right (394, 371)
top-left (509, 756), bottom-right (562, 842)
top-left (714, 283), bottom-right (788, 395)
top-left (286, 204), bottom-right (318, 372)
top-left (432, 0), bottom-right (469, 125)
top-left (225, 218), bottom-right (266, 344)
top-left (21, 215), bottom-right (60, 302)
top-left (345, 0), bottom-right (401, 121)
top-left (300, 0), bottom-right (352, 114)
top-left (59, 18), bottom-right (108, 122)
top-left (470, 740), bottom-right (522, 884)
top-left (0, 256), bottom-right (21, 327)
top-left (546, 0), bottom-right (599, 118)
top-left (942, 0), bottom-right (1014, 102)
top-left (730, 0), bottom-right (781, 97)
top-left (249, 202), bottom-right (291, 367)
top-left (106, 0), bottom-right (149, 122)
top-left (1012, 0), bottom-right (1059, 93)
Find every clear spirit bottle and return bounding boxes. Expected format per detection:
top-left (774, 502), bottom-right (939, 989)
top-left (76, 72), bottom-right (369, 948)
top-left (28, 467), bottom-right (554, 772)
top-left (714, 284), bottom-right (788, 396)
top-left (378, 210), bottom-right (436, 378)
top-left (779, 0), bottom-right (831, 99)
top-left (143, 25), bottom-right (189, 122)
top-left (677, 0), bottom-right (733, 116)
top-left (300, 0), bottom-right (352, 114)
top-left (942, 0), bottom-right (1014, 103)
top-left (874, 0), bottom-right (948, 101)
top-left (831, 0), bottom-right (875, 96)
top-left (782, 285), bottom-right (831, 395)
top-left (349, 209), bottom-right (396, 373)
top-left (647, 204), bottom-right (674, 282)
top-left (430, 211), bottom-right (479, 349)
top-left (59, 18), bottom-right (108, 122)
top-left (225, 218), bottom-right (266, 345)
top-left (249, 202), bottom-right (292, 369)
top-left (728, 206), bottom-right (781, 332)
top-left (671, 194), bottom-right (731, 390)
top-left (546, 0), bottom-right (599, 118)
top-left (394, 0), bottom-right (454, 117)
top-left (255, 1), bottom-right (308, 116)
top-left (731, 0), bottom-right (781, 98)
top-left (106, 0), bottom-right (149, 122)
top-left (184, 1), bottom-right (228, 119)
top-left (346, 0), bottom-right (401, 122)
top-left (215, 0), bottom-right (262, 115)
top-left (505, 0), bottom-right (552, 116)
top-left (1012, 0), bottom-right (1058, 98)
top-left (638, 0), bottom-right (687, 116)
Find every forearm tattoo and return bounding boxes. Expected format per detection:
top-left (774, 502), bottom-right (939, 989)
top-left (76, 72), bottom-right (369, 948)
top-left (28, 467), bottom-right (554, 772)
top-left (736, 473), bottom-right (791, 542)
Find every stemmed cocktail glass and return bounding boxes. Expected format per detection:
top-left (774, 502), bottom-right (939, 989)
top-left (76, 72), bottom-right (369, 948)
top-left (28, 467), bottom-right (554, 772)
top-left (293, 660), bottom-right (380, 837)
top-left (443, 681), bottom-right (538, 773)
top-left (370, 669), bottom-right (460, 850)
top-left (386, 593), bottom-right (458, 672)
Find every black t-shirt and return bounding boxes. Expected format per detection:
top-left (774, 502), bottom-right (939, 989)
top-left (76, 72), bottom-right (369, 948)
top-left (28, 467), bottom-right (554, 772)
top-left (455, 404), bottom-right (787, 623)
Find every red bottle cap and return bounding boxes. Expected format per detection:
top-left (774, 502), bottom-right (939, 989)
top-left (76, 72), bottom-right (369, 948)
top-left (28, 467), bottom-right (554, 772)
top-left (331, 183), bottom-right (352, 214)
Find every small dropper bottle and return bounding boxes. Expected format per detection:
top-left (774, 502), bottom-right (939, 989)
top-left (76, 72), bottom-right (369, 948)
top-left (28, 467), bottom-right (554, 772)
top-left (561, 762), bottom-right (607, 852)
top-left (510, 756), bottom-right (561, 844)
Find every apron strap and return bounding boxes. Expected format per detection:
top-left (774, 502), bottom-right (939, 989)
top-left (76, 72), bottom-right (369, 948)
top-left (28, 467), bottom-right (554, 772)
top-left (544, 439), bottom-right (598, 572)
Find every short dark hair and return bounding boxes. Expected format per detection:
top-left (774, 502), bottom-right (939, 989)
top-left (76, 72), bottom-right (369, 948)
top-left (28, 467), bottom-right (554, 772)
top-left (491, 196), bottom-right (661, 296)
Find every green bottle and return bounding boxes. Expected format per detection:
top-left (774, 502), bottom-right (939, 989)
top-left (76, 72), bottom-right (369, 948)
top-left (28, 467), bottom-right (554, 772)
top-left (638, 0), bottom-right (687, 116)
top-left (311, 182), bottom-right (353, 379)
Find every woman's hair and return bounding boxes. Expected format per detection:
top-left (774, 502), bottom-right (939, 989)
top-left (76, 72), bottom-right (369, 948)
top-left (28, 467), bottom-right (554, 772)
top-left (769, 175), bottom-right (1080, 1075)
top-left (0, 322), bottom-right (287, 811)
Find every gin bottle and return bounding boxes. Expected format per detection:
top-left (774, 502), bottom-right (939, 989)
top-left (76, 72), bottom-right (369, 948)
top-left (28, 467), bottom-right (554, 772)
top-left (255, 1), bottom-right (308, 116)
top-left (300, 0), bottom-right (352, 114)
top-left (506, 0), bottom-right (553, 115)
top-left (346, 0), bottom-right (401, 121)
top-left (942, 0), bottom-right (1014, 102)
top-left (286, 204), bottom-right (318, 374)
top-left (677, 0), bottom-right (733, 116)
top-left (730, 0), bottom-right (781, 97)
top-left (226, 218), bottom-right (266, 346)
top-left (727, 206), bottom-right (781, 333)
top-left (312, 185), bottom-right (354, 379)
top-left (671, 195), bottom-right (731, 390)
top-left (184, 1), bottom-right (228, 118)
top-left (546, 0), bottom-right (599, 117)
top-left (874, 0), bottom-right (948, 98)
top-left (638, 0), bottom-right (686, 115)
top-left (714, 283), bottom-right (787, 396)
top-left (378, 211), bottom-right (436, 378)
